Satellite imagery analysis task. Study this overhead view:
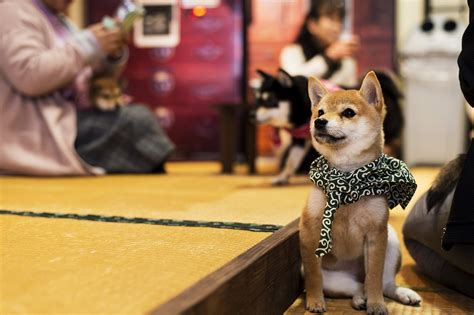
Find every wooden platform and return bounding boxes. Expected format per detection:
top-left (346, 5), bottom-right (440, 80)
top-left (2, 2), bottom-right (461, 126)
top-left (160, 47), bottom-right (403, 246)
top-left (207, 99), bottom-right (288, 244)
top-left (151, 219), bottom-right (301, 315)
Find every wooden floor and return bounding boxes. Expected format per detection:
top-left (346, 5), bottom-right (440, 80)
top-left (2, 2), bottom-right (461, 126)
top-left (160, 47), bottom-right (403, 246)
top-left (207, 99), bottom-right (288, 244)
top-left (285, 291), bottom-right (474, 315)
top-left (1, 162), bottom-right (473, 314)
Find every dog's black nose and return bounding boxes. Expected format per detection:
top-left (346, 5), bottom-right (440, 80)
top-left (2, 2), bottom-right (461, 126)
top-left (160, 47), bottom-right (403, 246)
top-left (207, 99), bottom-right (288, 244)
top-left (315, 118), bottom-right (328, 130)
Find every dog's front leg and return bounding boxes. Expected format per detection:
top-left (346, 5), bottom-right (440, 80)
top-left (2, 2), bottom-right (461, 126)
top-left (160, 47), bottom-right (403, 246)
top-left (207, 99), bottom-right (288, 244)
top-left (272, 143), bottom-right (309, 185)
top-left (364, 225), bottom-right (388, 315)
top-left (300, 206), bottom-right (326, 313)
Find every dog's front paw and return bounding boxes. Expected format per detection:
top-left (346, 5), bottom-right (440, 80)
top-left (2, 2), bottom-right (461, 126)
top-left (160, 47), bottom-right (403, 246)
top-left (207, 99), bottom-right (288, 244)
top-left (352, 294), bottom-right (367, 310)
top-left (366, 302), bottom-right (388, 315)
top-left (306, 297), bottom-right (326, 313)
top-left (271, 175), bottom-right (289, 186)
top-left (395, 287), bottom-right (422, 306)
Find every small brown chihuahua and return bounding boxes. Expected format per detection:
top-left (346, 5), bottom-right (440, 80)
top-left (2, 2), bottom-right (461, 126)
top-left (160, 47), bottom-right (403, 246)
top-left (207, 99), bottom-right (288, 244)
top-left (89, 76), bottom-right (125, 111)
top-left (300, 72), bottom-right (421, 314)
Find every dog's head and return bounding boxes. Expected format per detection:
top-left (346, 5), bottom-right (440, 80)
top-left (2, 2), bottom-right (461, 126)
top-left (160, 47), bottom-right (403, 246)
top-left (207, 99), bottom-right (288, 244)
top-left (309, 71), bottom-right (386, 167)
top-left (253, 69), bottom-right (293, 127)
top-left (90, 77), bottom-right (125, 111)
top-left (254, 69), bottom-right (292, 106)
top-left (253, 69), bottom-right (310, 128)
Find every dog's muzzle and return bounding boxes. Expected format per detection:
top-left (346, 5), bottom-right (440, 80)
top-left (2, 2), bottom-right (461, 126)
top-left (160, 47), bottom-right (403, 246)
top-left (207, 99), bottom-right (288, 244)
top-left (314, 118), bottom-right (328, 130)
top-left (313, 119), bottom-right (345, 144)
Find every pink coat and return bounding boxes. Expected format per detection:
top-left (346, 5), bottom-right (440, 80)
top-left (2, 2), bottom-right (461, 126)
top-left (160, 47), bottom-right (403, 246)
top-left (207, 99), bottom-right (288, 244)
top-left (0, 0), bottom-right (103, 175)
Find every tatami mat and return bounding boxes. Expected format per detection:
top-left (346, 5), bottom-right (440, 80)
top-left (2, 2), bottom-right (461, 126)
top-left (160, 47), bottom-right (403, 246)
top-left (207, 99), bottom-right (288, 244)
top-left (0, 163), bottom-right (309, 226)
top-left (0, 162), bottom-right (297, 313)
top-left (0, 215), bottom-right (270, 314)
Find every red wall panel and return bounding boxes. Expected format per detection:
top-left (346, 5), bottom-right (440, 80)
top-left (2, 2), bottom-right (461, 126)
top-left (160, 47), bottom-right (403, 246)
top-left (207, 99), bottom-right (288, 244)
top-left (87, 0), bottom-right (243, 159)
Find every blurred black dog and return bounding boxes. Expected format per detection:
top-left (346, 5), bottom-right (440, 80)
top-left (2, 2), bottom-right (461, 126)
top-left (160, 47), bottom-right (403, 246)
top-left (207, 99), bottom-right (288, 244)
top-left (253, 68), bottom-right (404, 185)
top-left (253, 69), bottom-right (316, 185)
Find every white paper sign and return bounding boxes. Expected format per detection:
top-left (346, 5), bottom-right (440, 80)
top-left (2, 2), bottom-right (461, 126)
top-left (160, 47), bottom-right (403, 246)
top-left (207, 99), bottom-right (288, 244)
top-left (181, 0), bottom-right (221, 9)
top-left (134, 0), bottom-right (180, 48)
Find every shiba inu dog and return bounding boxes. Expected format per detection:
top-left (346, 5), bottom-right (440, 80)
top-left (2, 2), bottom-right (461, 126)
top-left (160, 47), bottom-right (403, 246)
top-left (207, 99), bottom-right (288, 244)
top-left (300, 72), bottom-right (421, 314)
top-left (89, 76), bottom-right (125, 111)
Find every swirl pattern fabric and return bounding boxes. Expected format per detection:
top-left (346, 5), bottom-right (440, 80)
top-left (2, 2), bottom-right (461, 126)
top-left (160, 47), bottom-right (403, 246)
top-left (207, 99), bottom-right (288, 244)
top-left (308, 154), bottom-right (417, 257)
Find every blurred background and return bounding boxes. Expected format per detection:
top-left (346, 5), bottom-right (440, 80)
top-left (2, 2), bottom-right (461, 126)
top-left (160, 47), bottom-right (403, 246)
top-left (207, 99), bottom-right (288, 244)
top-left (67, 0), bottom-right (472, 167)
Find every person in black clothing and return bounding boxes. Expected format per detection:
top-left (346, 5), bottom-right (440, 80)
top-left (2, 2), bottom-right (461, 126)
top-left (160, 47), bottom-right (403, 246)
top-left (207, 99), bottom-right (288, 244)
top-left (279, 0), bottom-right (359, 87)
top-left (403, 0), bottom-right (474, 298)
top-left (444, 0), bottom-right (474, 253)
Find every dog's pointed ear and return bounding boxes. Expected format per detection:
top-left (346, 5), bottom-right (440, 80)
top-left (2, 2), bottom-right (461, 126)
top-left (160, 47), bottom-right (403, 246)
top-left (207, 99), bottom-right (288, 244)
top-left (276, 68), bottom-right (293, 88)
top-left (308, 76), bottom-right (328, 107)
top-left (359, 71), bottom-right (384, 110)
top-left (256, 69), bottom-right (273, 79)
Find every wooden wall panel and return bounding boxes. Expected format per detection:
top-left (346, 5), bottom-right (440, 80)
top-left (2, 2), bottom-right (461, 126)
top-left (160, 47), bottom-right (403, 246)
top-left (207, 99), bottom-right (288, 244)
top-left (353, 0), bottom-right (396, 74)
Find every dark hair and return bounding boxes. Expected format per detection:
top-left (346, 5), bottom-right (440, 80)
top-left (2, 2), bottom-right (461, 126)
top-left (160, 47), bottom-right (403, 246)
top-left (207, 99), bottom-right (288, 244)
top-left (295, 0), bottom-right (345, 62)
top-left (308, 0), bottom-right (345, 21)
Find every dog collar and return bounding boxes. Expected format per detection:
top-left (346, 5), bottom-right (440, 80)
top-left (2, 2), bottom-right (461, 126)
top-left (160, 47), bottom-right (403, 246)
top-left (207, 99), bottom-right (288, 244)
top-left (284, 123), bottom-right (310, 139)
top-left (308, 154), bottom-right (417, 257)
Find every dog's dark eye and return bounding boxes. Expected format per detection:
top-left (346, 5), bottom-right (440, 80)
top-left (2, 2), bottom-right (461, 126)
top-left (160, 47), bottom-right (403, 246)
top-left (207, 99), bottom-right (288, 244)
top-left (318, 109), bottom-right (324, 117)
top-left (342, 108), bottom-right (356, 118)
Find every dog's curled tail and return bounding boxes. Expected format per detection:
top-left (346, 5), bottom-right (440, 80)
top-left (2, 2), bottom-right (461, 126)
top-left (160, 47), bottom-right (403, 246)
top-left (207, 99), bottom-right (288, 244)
top-left (426, 154), bottom-right (466, 211)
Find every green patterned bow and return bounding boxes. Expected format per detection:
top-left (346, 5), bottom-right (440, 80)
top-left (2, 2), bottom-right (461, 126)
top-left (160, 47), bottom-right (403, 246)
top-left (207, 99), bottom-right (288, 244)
top-left (308, 154), bottom-right (417, 257)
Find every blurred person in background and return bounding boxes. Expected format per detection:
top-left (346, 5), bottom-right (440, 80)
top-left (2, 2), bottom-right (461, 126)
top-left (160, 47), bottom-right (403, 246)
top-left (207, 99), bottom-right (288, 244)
top-left (280, 0), bottom-right (359, 87)
top-left (0, 0), bottom-right (174, 176)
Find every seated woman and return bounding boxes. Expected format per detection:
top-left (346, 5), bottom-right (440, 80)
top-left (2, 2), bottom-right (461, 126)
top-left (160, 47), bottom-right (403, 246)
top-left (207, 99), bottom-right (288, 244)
top-left (279, 0), bottom-right (359, 87)
top-left (0, 0), bottom-right (174, 175)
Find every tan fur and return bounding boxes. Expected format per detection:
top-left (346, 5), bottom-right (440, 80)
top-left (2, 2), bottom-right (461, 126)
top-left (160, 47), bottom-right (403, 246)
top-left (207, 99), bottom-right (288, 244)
top-left (300, 72), bottom-right (421, 314)
top-left (90, 77), bottom-right (125, 111)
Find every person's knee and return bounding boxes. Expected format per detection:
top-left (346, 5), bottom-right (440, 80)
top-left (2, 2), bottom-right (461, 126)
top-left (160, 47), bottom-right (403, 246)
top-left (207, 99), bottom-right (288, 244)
top-left (122, 104), bottom-right (154, 119)
top-left (118, 104), bottom-right (158, 129)
top-left (402, 192), bottom-right (428, 239)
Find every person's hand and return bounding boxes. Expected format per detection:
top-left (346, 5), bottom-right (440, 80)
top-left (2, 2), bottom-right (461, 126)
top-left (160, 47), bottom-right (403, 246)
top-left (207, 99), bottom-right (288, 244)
top-left (88, 23), bottom-right (126, 56)
top-left (325, 36), bottom-right (360, 61)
